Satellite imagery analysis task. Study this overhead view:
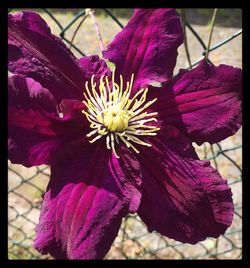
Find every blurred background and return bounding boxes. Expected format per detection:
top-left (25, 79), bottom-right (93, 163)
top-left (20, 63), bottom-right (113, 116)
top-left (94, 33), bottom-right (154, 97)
top-left (8, 8), bottom-right (242, 259)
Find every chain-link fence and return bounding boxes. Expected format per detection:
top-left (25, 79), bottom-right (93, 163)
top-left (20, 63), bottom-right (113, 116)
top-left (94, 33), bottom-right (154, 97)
top-left (8, 8), bottom-right (242, 259)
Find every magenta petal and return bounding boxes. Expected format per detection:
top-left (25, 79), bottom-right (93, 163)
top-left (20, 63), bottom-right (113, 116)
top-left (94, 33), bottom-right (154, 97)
top-left (137, 126), bottom-right (234, 244)
top-left (34, 142), bottom-right (141, 259)
top-left (150, 59), bottom-right (242, 145)
top-left (8, 12), bottom-right (110, 103)
top-left (78, 54), bottom-right (111, 79)
top-left (8, 75), bottom-right (86, 167)
top-left (103, 8), bottom-right (183, 91)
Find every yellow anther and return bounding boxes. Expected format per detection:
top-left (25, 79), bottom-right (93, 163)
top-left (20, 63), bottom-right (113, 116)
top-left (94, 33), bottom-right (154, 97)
top-left (103, 105), bottom-right (129, 132)
top-left (82, 68), bottom-right (159, 158)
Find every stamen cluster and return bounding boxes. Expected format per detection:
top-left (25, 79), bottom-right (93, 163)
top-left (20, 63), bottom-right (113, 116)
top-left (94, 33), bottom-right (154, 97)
top-left (82, 69), bottom-right (160, 158)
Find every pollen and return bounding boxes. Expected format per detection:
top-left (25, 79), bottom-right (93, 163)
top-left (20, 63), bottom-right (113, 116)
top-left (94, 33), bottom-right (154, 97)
top-left (82, 68), bottom-right (160, 158)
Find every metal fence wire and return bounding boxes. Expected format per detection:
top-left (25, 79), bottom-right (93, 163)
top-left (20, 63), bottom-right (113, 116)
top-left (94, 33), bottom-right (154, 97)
top-left (8, 8), bottom-right (242, 259)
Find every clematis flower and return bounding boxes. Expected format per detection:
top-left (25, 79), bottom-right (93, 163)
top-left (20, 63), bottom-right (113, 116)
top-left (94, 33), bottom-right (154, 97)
top-left (8, 9), bottom-right (242, 259)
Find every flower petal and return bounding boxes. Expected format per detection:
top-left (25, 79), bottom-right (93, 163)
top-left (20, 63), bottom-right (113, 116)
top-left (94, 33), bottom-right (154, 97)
top-left (78, 54), bottom-right (111, 79)
top-left (8, 12), bottom-right (110, 103)
top-left (103, 8), bottom-right (183, 91)
top-left (137, 126), bottom-right (234, 244)
top-left (149, 60), bottom-right (242, 145)
top-left (35, 141), bottom-right (141, 259)
top-left (8, 75), bottom-right (86, 167)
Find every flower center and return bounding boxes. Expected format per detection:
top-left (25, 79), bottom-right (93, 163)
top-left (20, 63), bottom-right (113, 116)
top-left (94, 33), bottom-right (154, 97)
top-left (103, 104), bottom-right (129, 132)
top-left (82, 68), bottom-right (160, 158)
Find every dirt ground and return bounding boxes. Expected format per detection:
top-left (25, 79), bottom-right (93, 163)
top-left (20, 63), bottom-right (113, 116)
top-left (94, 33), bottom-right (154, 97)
top-left (8, 9), bottom-right (242, 259)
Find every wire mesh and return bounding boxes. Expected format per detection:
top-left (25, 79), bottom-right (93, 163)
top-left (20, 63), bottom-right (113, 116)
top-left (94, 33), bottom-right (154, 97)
top-left (8, 8), bottom-right (242, 260)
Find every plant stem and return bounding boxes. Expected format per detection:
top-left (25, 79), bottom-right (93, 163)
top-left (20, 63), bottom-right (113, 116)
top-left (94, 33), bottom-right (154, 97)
top-left (69, 12), bottom-right (88, 50)
top-left (180, 9), bottom-right (192, 69)
top-left (205, 8), bottom-right (218, 60)
top-left (87, 8), bottom-right (105, 52)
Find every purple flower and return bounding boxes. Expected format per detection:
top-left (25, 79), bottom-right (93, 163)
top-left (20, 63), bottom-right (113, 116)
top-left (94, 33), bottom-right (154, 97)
top-left (8, 9), bottom-right (242, 259)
